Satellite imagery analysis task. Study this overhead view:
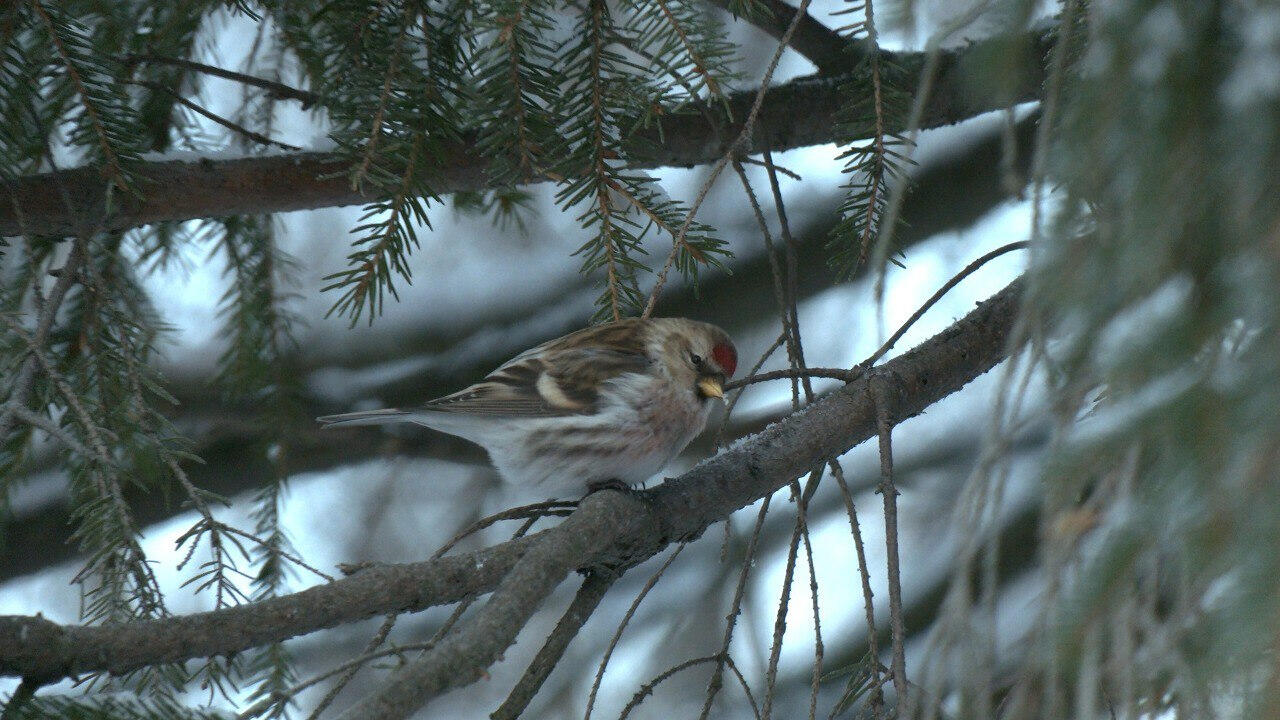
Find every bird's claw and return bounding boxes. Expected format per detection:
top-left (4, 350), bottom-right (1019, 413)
top-left (585, 478), bottom-right (633, 495)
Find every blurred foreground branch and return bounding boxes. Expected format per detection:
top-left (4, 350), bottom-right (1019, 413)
top-left (0, 278), bottom-right (1024, 713)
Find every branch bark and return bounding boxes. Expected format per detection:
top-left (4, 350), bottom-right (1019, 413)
top-left (703, 0), bottom-right (852, 74)
top-left (0, 278), bottom-right (1025, 700)
top-left (0, 31), bottom-right (1052, 238)
top-left (0, 535), bottom-right (539, 682)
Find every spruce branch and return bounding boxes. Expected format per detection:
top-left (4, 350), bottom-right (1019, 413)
top-left (0, 118), bottom-right (1038, 587)
top-left (0, 242), bottom-right (83, 444)
top-left (0, 29), bottom-right (1056, 238)
top-left (29, 0), bottom-right (137, 191)
top-left (0, 278), bottom-right (1024, 689)
top-left (642, 0), bottom-right (815, 317)
top-left (120, 54), bottom-right (319, 108)
top-left (129, 80), bottom-right (302, 151)
top-left (703, 0), bottom-right (850, 74)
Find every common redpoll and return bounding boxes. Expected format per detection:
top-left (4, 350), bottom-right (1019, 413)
top-left (317, 317), bottom-right (737, 494)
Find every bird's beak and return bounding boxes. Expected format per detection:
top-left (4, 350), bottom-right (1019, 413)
top-left (697, 376), bottom-right (725, 399)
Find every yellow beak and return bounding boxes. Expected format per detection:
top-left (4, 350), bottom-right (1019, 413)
top-left (697, 376), bottom-right (725, 399)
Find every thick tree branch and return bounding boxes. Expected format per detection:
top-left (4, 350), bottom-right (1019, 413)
top-left (0, 278), bottom-right (1024, 695)
top-left (0, 30), bottom-right (1052, 238)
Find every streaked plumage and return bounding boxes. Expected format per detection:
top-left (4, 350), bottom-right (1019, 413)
top-left (317, 317), bottom-right (737, 494)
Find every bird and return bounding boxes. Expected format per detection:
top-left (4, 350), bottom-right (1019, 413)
top-left (317, 317), bottom-right (737, 495)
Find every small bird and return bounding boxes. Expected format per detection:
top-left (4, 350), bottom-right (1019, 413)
top-left (317, 317), bottom-right (737, 495)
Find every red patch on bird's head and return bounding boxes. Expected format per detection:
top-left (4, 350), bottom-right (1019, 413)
top-left (712, 342), bottom-right (737, 377)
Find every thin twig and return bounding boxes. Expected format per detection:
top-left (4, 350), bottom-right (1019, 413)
top-left (798, 494), bottom-right (824, 720)
top-left (699, 498), bottom-right (772, 719)
top-left (831, 464), bottom-right (885, 718)
top-left (0, 244), bottom-right (84, 444)
top-left (732, 160), bottom-right (799, 405)
top-left (621, 655), bottom-right (722, 719)
top-left (214, 523), bottom-right (336, 583)
top-left (761, 483), bottom-right (805, 720)
top-left (7, 405), bottom-right (91, 458)
top-left (238, 633), bottom-right (433, 720)
top-left (727, 240), bottom-right (1031, 392)
top-left (860, 241), bottom-right (1030, 372)
top-left (433, 500), bottom-right (577, 560)
top-left (869, 375), bottom-right (908, 708)
top-left (739, 155), bottom-right (801, 182)
top-left (867, 2), bottom-right (996, 324)
top-left (584, 545), bottom-right (684, 720)
top-left (130, 80), bottom-right (301, 151)
top-left (120, 54), bottom-right (320, 108)
top-left (641, 0), bottom-right (815, 318)
top-left (303, 614), bottom-right (398, 720)
top-left (762, 147), bottom-right (811, 398)
top-left (492, 571), bottom-right (615, 720)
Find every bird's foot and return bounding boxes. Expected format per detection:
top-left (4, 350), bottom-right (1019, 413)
top-left (585, 478), bottom-right (633, 495)
top-left (583, 479), bottom-right (656, 507)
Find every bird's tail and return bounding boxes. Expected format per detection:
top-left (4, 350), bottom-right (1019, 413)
top-left (316, 408), bottom-right (412, 428)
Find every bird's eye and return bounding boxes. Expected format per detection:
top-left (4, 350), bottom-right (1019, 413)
top-left (690, 353), bottom-right (703, 367)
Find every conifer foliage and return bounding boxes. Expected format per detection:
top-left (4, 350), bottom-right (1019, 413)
top-left (2, 0), bottom-right (1280, 719)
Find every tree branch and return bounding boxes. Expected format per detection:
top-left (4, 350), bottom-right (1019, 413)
top-left (0, 535), bottom-right (540, 682)
top-left (0, 278), bottom-right (1025, 706)
top-left (703, 0), bottom-right (851, 74)
top-left (0, 30), bottom-right (1052, 237)
top-left (0, 114), bottom-right (1040, 583)
top-left (491, 571), bottom-right (615, 720)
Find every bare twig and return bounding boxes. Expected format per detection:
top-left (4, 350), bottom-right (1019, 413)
top-left (130, 80), bottom-right (301, 151)
top-left (798, 495), bottom-right (824, 720)
top-left (626, 655), bottom-right (723, 718)
top-left (432, 500), bottom-right (578, 560)
top-left (761, 487), bottom-right (806, 719)
top-left (584, 546), bottom-right (684, 720)
top-left (301, 614), bottom-right (398, 720)
top-left (859, 241), bottom-right (1030, 371)
top-left (492, 571), bottom-right (615, 720)
top-left (869, 374), bottom-right (909, 708)
top-left (739, 156), bottom-right (802, 181)
top-left (642, 0), bottom-right (817, 317)
top-left (120, 54), bottom-right (320, 108)
top-left (831, 464), bottom-right (885, 718)
top-left (727, 240), bottom-right (1031, 392)
top-left (699, 498), bottom-right (772, 719)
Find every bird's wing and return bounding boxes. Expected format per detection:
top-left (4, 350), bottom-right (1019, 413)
top-left (420, 323), bottom-right (651, 417)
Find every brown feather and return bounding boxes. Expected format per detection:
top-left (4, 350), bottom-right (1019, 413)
top-left (417, 320), bottom-right (653, 417)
